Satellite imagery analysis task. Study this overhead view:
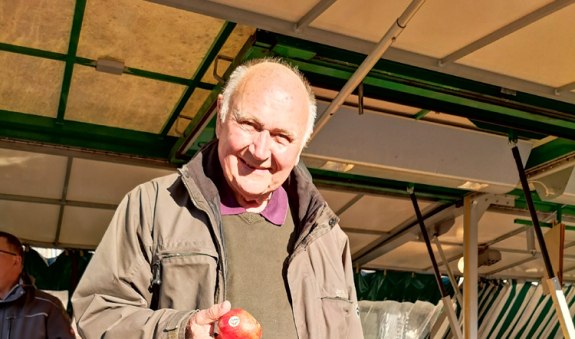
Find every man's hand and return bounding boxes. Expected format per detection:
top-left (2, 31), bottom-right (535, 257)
top-left (186, 301), bottom-right (231, 338)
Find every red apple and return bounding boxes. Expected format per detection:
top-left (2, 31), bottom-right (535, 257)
top-left (216, 308), bottom-right (262, 339)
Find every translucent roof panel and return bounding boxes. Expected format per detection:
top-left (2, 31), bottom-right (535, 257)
top-left (65, 65), bottom-right (186, 133)
top-left (0, 149), bottom-right (68, 199)
top-left (0, 200), bottom-right (61, 244)
top-left (318, 188), bottom-right (360, 214)
top-left (459, 4), bottom-right (575, 88)
top-left (59, 206), bottom-right (115, 248)
top-left (347, 232), bottom-right (381, 257)
top-left (67, 157), bottom-right (175, 205)
top-left (77, 0), bottom-right (226, 78)
top-left (0, 52), bottom-right (64, 118)
top-left (393, 0), bottom-right (550, 58)
top-left (0, 1), bottom-right (75, 53)
top-left (311, 0), bottom-right (409, 43)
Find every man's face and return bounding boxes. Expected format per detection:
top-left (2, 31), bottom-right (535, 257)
top-left (216, 63), bottom-right (310, 208)
top-left (0, 237), bottom-right (22, 296)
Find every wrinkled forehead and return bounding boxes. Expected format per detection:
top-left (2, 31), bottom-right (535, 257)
top-left (233, 87), bottom-right (309, 127)
top-left (241, 63), bottom-right (307, 96)
top-left (232, 66), bottom-right (309, 112)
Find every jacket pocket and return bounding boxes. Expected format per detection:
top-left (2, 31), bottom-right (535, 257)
top-left (4, 314), bottom-right (48, 339)
top-left (320, 294), bottom-right (358, 339)
top-left (153, 247), bottom-right (218, 310)
top-left (296, 274), bottom-right (359, 339)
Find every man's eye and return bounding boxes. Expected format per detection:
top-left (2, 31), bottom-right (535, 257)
top-left (239, 121), bottom-right (257, 131)
top-left (274, 134), bottom-right (292, 145)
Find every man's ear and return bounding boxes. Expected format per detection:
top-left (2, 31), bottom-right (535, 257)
top-left (215, 94), bottom-right (224, 138)
top-left (15, 255), bottom-right (23, 267)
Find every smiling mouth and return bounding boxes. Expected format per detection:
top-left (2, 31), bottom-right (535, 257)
top-left (240, 158), bottom-right (270, 172)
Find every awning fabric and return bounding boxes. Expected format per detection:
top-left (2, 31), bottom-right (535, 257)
top-left (476, 280), bottom-right (575, 338)
top-left (357, 271), bottom-right (575, 338)
top-left (435, 280), bottom-right (575, 338)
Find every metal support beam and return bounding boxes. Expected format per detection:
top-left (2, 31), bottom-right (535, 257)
top-left (513, 145), bottom-right (558, 277)
top-left (440, 0), bottom-right (575, 65)
top-left (485, 226), bottom-right (528, 247)
top-left (294, 0), bottom-right (337, 32)
top-left (555, 81), bottom-right (575, 95)
top-left (462, 196), bottom-right (476, 338)
top-left (54, 157), bottom-right (73, 247)
top-left (56, 0), bottom-right (87, 121)
top-left (310, 0), bottom-right (426, 139)
top-left (511, 144), bottom-right (575, 338)
top-left (353, 201), bottom-right (460, 266)
top-left (410, 190), bottom-right (462, 339)
top-left (433, 235), bottom-right (463, 306)
top-left (149, 0), bottom-right (575, 106)
top-left (0, 192), bottom-right (117, 210)
top-left (483, 255), bottom-right (538, 276)
top-left (462, 194), bottom-right (490, 339)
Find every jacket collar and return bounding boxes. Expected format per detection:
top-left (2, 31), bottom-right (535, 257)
top-left (0, 280), bottom-right (25, 303)
top-left (180, 140), bottom-right (338, 232)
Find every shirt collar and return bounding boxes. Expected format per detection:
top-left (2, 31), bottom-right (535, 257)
top-left (0, 280), bottom-right (25, 303)
top-left (220, 182), bottom-right (289, 226)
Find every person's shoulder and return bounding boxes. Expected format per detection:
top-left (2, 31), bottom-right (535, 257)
top-left (31, 289), bottom-right (67, 309)
top-left (149, 171), bottom-right (181, 185)
top-left (128, 171), bottom-right (181, 194)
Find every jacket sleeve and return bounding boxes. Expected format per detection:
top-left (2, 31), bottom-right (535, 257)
top-left (71, 181), bottom-right (195, 339)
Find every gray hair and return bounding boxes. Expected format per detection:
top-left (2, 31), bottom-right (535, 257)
top-left (219, 58), bottom-right (317, 145)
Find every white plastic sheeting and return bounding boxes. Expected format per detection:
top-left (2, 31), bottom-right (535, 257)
top-left (359, 299), bottom-right (441, 339)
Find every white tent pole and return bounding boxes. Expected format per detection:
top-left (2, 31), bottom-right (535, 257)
top-left (546, 278), bottom-right (575, 338)
top-left (463, 195), bottom-right (479, 338)
top-left (433, 236), bottom-right (463, 306)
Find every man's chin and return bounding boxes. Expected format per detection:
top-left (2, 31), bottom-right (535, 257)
top-left (237, 188), bottom-right (272, 205)
top-left (243, 192), bottom-right (270, 203)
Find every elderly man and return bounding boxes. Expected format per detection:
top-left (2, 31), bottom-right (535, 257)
top-left (72, 58), bottom-right (363, 339)
top-left (0, 231), bottom-right (75, 339)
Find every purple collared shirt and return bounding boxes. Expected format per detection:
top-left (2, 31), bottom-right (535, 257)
top-left (219, 183), bottom-right (289, 226)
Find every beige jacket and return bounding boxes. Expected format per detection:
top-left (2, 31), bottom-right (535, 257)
top-left (72, 141), bottom-right (363, 339)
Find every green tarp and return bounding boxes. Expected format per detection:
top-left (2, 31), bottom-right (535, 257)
top-left (23, 248), bottom-right (92, 312)
top-left (355, 270), bottom-right (455, 304)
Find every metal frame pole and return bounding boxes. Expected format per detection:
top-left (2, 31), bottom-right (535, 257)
top-left (511, 144), bottom-right (575, 338)
top-left (409, 190), bottom-right (462, 339)
top-left (433, 236), bottom-right (463, 306)
top-left (310, 0), bottom-right (426, 139)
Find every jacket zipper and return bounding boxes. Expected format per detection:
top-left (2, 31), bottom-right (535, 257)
top-left (208, 200), bottom-right (227, 303)
top-left (8, 316), bottom-right (13, 339)
top-left (178, 169), bottom-right (227, 303)
top-left (321, 296), bottom-right (353, 303)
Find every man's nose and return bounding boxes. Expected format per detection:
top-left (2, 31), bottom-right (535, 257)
top-left (250, 130), bottom-right (272, 160)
